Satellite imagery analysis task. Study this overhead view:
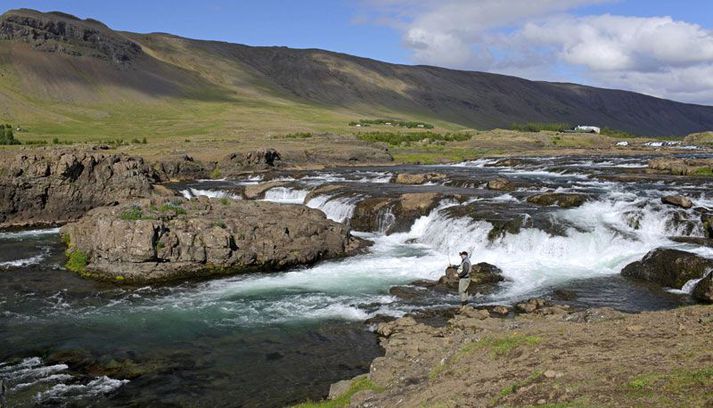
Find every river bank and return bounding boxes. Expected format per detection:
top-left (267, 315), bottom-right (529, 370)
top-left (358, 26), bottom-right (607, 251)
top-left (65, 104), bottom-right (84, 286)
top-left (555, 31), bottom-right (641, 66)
top-left (321, 303), bottom-right (713, 407)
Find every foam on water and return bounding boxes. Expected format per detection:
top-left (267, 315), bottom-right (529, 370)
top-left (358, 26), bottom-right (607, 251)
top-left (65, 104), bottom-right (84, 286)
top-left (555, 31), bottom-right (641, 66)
top-left (0, 356), bottom-right (129, 404)
top-left (180, 188), bottom-right (241, 200)
top-left (0, 228), bottom-right (60, 240)
top-left (0, 250), bottom-right (50, 268)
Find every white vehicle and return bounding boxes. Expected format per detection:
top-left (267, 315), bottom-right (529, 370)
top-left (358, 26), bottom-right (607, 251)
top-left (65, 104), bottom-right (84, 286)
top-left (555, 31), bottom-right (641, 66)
top-left (616, 141), bottom-right (629, 146)
top-left (574, 125), bottom-right (601, 134)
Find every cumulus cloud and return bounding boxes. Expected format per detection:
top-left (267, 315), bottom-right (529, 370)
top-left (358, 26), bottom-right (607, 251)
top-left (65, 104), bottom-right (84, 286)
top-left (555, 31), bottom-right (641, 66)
top-left (361, 0), bottom-right (713, 104)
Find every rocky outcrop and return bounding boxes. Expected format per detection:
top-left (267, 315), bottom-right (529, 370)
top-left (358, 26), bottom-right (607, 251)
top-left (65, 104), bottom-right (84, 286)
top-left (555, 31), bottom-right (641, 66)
top-left (351, 192), bottom-right (443, 234)
top-left (443, 201), bottom-right (566, 241)
top-left (648, 158), bottom-right (713, 175)
top-left (621, 248), bottom-right (713, 289)
top-left (661, 195), bottom-right (693, 209)
top-left (527, 192), bottom-right (588, 208)
top-left (60, 197), bottom-right (364, 283)
top-left (217, 148), bottom-right (282, 177)
top-left (154, 154), bottom-right (209, 181)
top-left (393, 173), bottom-right (445, 185)
top-left (0, 149), bottom-right (161, 228)
top-left (0, 9), bottom-right (142, 64)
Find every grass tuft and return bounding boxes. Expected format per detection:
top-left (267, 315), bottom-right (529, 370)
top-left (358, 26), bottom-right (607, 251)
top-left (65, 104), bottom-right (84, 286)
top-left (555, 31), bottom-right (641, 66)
top-left (65, 248), bottom-right (88, 273)
top-left (119, 206), bottom-right (145, 221)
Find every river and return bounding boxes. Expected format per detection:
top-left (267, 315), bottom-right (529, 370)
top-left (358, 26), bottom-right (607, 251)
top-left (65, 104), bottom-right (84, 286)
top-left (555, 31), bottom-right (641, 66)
top-left (1, 155), bottom-right (712, 407)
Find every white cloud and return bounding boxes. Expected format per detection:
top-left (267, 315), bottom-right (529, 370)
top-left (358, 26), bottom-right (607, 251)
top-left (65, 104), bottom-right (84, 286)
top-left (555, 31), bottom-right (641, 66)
top-left (361, 0), bottom-right (713, 104)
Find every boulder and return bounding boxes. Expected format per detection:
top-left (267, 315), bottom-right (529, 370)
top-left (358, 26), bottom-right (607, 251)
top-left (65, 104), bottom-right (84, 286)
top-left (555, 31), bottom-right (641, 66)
top-left (394, 173), bottom-right (446, 185)
top-left (661, 195), bottom-right (693, 209)
top-left (692, 272), bottom-right (713, 303)
top-left (486, 177), bottom-right (514, 191)
top-left (60, 197), bottom-right (364, 283)
top-left (621, 248), bottom-right (713, 289)
top-left (154, 155), bottom-right (208, 181)
top-left (0, 149), bottom-right (161, 228)
top-left (527, 193), bottom-right (588, 208)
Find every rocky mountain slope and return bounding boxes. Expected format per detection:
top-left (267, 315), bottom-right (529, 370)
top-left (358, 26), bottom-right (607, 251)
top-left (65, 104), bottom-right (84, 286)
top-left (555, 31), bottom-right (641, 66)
top-left (2, 8), bottom-right (713, 137)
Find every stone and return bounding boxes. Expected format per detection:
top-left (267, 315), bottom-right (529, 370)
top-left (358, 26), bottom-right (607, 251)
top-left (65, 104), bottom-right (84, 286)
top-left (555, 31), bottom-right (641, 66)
top-left (516, 298), bottom-right (548, 314)
top-left (661, 195), bottom-right (693, 209)
top-left (486, 177), bottom-right (514, 191)
top-left (543, 370), bottom-right (559, 379)
top-left (492, 305), bottom-right (510, 316)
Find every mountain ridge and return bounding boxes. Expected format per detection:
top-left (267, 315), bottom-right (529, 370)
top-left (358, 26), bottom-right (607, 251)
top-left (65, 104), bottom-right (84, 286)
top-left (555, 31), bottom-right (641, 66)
top-left (2, 8), bottom-right (713, 137)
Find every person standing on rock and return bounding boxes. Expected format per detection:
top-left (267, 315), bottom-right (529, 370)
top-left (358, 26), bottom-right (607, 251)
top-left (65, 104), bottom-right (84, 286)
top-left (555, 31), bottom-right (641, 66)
top-left (457, 251), bottom-right (472, 306)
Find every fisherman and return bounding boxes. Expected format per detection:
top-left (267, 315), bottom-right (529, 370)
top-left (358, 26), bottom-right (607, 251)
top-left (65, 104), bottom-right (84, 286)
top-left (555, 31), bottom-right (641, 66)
top-left (457, 251), bottom-right (472, 306)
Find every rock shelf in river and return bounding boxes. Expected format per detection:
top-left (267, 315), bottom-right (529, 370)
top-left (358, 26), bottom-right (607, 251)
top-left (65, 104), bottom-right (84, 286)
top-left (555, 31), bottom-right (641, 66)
top-left (60, 196), bottom-right (365, 283)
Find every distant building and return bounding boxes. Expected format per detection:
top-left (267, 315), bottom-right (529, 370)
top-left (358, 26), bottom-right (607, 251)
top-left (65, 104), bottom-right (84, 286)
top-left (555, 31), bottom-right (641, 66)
top-left (574, 125), bottom-right (601, 134)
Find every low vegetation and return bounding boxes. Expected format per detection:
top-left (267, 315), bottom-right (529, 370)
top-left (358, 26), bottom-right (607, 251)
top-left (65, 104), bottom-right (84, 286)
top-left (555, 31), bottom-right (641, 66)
top-left (349, 118), bottom-right (434, 129)
top-left (511, 122), bottom-right (571, 133)
top-left (357, 131), bottom-right (472, 146)
top-left (292, 377), bottom-right (383, 408)
top-left (600, 127), bottom-right (638, 138)
top-left (279, 132), bottom-right (313, 139)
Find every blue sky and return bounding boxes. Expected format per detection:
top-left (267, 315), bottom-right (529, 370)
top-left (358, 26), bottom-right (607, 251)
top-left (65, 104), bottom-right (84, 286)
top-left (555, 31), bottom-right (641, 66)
top-left (3, 0), bottom-right (713, 103)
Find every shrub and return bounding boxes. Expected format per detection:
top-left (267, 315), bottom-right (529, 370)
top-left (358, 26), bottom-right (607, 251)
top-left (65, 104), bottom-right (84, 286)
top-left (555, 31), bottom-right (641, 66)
top-left (210, 168), bottom-right (222, 179)
top-left (0, 124), bottom-right (21, 145)
top-left (349, 119), bottom-right (434, 129)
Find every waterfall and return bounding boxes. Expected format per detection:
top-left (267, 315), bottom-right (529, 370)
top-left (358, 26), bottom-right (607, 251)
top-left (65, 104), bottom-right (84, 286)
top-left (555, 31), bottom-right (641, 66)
top-left (306, 195), bottom-right (362, 223)
top-left (263, 187), bottom-right (309, 204)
